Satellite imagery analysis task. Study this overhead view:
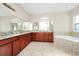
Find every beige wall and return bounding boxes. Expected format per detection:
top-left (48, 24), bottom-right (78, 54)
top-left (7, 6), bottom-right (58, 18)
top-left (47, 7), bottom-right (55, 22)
top-left (30, 12), bottom-right (70, 35)
top-left (0, 3), bottom-right (30, 20)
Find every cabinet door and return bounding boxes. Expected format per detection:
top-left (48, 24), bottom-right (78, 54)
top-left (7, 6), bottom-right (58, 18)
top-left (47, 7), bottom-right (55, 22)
top-left (20, 36), bottom-right (25, 50)
top-left (44, 33), bottom-right (49, 42)
top-left (20, 39), bottom-right (25, 50)
top-left (0, 37), bottom-right (17, 46)
top-left (39, 33), bottom-right (44, 41)
top-left (24, 34), bottom-right (28, 46)
top-left (48, 32), bottom-right (53, 42)
top-left (13, 39), bottom-right (21, 56)
top-left (0, 43), bottom-right (12, 56)
top-left (29, 33), bottom-right (32, 42)
top-left (32, 33), bottom-right (36, 41)
top-left (36, 33), bottom-right (40, 41)
top-left (26, 33), bottom-right (31, 44)
top-left (23, 33), bottom-right (31, 46)
top-left (35, 32), bottom-right (44, 42)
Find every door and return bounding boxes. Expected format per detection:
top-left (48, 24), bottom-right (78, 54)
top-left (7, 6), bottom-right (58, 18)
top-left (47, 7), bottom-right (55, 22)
top-left (13, 39), bottom-right (21, 56)
top-left (0, 42), bottom-right (12, 56)
top-left (44, 33), bottom-right (49, 42)
top-left (32, 32), bottom-right (36, 41)
top-left (48, 32), bottom-right (53, 42)
top-left (39, 32), bottom-right (44, 41)
top-left (20, 35), bottom-right (25, 50)
top-left (26, 33), bottom-right (31, 44)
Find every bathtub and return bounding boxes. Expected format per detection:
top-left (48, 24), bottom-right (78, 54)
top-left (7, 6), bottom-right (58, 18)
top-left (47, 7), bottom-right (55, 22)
top-left (54, 35), bottom-right (79, 55)
top-left (55, 35), bottom-right (79, 42)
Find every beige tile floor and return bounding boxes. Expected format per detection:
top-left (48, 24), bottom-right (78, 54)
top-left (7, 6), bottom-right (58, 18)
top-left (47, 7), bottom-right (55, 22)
top-left (18, 41), bottom-right (73, 56)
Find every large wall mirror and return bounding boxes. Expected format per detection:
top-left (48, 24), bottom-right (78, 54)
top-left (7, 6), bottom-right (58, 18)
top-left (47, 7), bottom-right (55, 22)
top-left (0, 7), bottom-right (33, 36)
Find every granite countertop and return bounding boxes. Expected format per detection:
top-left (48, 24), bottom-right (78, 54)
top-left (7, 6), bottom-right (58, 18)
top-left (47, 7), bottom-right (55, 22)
top-left (32, 30), bottom-right (53, 32)
top-left (55, 35), bottom-right (79, 42)
top-left (0, 31), bottom-right (31, 40)
top-left (0, 31), bottom-right (53, 40)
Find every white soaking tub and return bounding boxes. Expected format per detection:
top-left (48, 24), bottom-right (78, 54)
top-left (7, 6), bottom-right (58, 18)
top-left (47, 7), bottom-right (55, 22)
top-left (54, 35), bottom-right (79, 56)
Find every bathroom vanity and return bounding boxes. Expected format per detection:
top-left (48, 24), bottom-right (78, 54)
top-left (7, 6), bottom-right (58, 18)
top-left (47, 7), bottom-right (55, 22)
top-left (32, 32), bottom-right (53, 42)
top-left (0, 32), bottom-right (53, 56)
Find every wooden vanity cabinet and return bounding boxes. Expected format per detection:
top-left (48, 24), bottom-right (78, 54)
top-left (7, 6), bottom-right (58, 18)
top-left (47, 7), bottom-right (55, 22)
top-left (32, 32), bottom-right (44, 41)
top-left (36, 32), bottom-right (44, 41)
top-left (0, 36), bottom-right (18, 56)
top-left (25, 33), bottom-right (32, 44)
top-left (13, 38), bottom-right (21, 56)
top-left (0, 42), bottom-right (12, 56)
top-left (48, 32), bottom-right (53, 42)
top-left (20, 33), bottom-right (32, 51)
top-left (43, 33), bottom-right (49, 42)
top-left (20, 34), bottom-right (26, 50)
top-left (32, 32), bottom-right (36, 41)
top-left (0, 32), bottom-right (53, 56)
top-left (43, 32), bottom-right (53, 42)
top-left (12, 33), bottom-right (32, 55)
top-left (32, 32), bottom-right (53, 42)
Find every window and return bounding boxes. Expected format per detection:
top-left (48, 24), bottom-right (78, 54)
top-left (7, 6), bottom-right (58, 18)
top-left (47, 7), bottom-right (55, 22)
top-left (73, 15), bottom-right (79, 32)
top-left (38, 21), bottom-right (49, 31)
top-left (22, 22), bottom-right (33, 31)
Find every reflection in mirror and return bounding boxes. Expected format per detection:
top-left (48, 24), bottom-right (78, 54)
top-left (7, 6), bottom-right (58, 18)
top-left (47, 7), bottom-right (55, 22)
top-left (22, 21), bottom-right (33, 31)
top-left (0, 15), bottom-right (23, 35)
top-left (33, 22), bottom-right (39, 31)
top-left (10, 16), bottom-right (22, 33)
top-left (10, 23), bottom-right (22, 32)
top-left (0, 8), bottom-right (11, 34)
top-left (0, 8), bottom-right (23, 35)
top-left (38, 21), bottom-right (50, 31)
top-left (0, 6), bottom-right (33, 36)
top-left (50, 21), bottom-right (54, 31)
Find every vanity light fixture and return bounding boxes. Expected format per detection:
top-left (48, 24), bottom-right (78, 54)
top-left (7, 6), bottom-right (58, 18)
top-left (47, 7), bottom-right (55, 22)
top-left (3, 3), bottom-right (16, 12)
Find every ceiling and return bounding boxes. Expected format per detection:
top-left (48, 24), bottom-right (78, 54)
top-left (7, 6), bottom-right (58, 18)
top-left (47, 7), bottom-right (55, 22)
top-left (20, 3), bottom-right (79, 14)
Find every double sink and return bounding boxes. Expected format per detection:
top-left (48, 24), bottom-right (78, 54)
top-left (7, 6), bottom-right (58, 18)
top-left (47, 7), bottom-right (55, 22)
top-left (0, 31), bottom-right (31, 40)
